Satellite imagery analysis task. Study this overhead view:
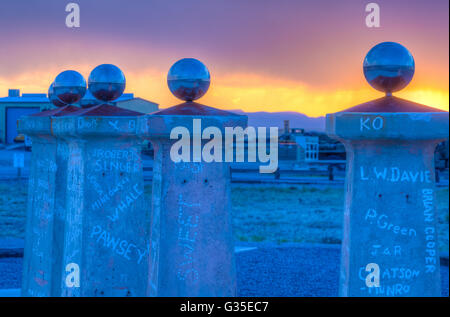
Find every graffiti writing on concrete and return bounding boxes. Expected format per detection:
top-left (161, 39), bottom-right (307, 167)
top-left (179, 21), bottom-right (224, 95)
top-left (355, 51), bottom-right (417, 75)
top-left (91, 177), bottom-right (130, 211)
top-left (360, 166), bottom-right (432, 183)
top-left (91, 148), bottom-right (141, 173)
top-left (90, 225), bottom-right (148, 265)
top-left (176, 194), bottom-right (200, 283)
top-left (107, 184), bottom-right (144, 222)
top-left (370, 245), bottom-right (402, 257)
top-left (422, 188), bottom-right (438, 273)
top-left (365, 208), bottom-right (417, 237)
top-left (360, 116), bottom-right (384, 131)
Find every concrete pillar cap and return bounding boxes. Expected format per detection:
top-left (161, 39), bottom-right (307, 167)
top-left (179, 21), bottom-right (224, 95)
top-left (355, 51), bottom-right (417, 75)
top-left (31, 105), bottom-right (80, 117)
top-left (339, 96), bottom-right (446, 113)
top-left (140, 102), bottom-right (247, 138)
top-left (48, 104), bottom-right (143, 138)
top-left (67, 104), bottom-right (144, 117)
top-left (17, 106), bottom-right (80, 136)
top-left (326, 96), bottom-right (449, 141)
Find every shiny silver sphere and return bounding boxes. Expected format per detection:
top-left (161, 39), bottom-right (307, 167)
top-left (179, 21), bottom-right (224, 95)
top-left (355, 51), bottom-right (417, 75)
top-left (53, 70), bottom-right (87, 104)
top-left (48, 82), bottom-right (66, 107)
top-left (88, 64), bottom-right (126, 102)
top-left (363, 42), bottom-right (415, 94)
top-left (167, 58), bottom-right (210, 101)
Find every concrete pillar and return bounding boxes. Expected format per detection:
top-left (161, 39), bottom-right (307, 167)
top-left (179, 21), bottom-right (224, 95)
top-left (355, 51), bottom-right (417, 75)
top-left (327, 99), bottom-right (448, 296)
top-left (141, 101), bottom-right (247, 296)
top-left (51, 104), bottom-right (150, 296)
top-left (17, 105), bottom-right (79, 297)
top-left (326, 41), bottom-right (449, 296)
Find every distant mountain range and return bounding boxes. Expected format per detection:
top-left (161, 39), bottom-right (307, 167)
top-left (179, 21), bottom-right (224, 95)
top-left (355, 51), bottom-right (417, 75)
top-left (229, 110), bottom-right (325, 132)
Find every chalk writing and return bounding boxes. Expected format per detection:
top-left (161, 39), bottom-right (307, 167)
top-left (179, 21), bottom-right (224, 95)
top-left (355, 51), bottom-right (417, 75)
top-left (359, 265), bottom-right (420, 295)
top-left (424, 226), bottom-right (438, 273)
top-left (149, 216), bottom-right (160, 293)
top-left (422, 188), bottom-right (439, 274)
top-left (92, 149), bottom-right (137, 160)
top-left (91, 148), bottom-right (141, 173)
top-left (78, 118), bottom-right (97, 129)
top-left (52, 119), bottom-right (75, 133)
top-left (364, 283), bottom-right (411, 296)
top-left (107, 184), bottom-right (144, 222)
top-left (176, 162), bottom-right (203, 174)
top-left (370, 245), bottom-right (402, 257)
top-left (360, 166), bottom-right (431, 183)
top-left (21, 119), bottom-right (45, 131)
top-left (380, 267), bottom-right (420, 280)
top-left (87, 174), bottom-right (104, 196)
top-left (27, 288), bottom-right (47, 297)
top-left (91, 177), bottom-right (130, 211)
top-left (365, 209), bottom-right (417, 237)
top-left (95, 160), bottom-right (140, 173)
top-left (176, 194), bottom-right (200, 283)
top-left (128, 120), bottom-right (136, 130)
top-left (422, 188), bottom-right (435, 222)
top-left (109, 120), bottom-right (120, 131)
top-left (360, 116), bottom-right (384, 131)
top-left (90, 225), bottom-right (147, 265)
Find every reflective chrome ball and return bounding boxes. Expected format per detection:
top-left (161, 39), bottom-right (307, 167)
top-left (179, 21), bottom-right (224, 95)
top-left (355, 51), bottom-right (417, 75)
top-left (167, 58), bottom-right (210, 101)
top-left (363, 42), bottom-right (415, 94)
top-left (48, 82), bottom-right (66, 108)
top-left (88, 64), bottom-right (126, 102)
top-left (53, 70), bottom-right (87, 104)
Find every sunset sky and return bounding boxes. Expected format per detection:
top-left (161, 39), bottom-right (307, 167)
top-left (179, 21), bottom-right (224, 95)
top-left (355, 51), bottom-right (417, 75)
top-left (0, 0), bottom-right (448, 117)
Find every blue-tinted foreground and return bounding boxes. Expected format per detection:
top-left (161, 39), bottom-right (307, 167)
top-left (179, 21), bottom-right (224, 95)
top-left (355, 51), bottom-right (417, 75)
top-left (1, 243), bottom-right (448, 297)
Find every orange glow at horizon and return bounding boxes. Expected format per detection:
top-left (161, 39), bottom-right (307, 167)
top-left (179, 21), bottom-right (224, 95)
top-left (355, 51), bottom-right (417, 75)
top-left (1, 67), bottom-right (448, 117)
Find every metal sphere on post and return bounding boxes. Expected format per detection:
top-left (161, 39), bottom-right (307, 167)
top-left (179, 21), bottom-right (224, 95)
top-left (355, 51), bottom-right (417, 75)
top-left (167, 58), bottom-right (211, 102)
top-left (141, 58), bottom-right (246, 297)
top-left (18, 71), bottom-right (87, 297)
top-left (363, 42), bottom-right (415, 96)
top-left (88, 64), bottom-right (126, 104)
top-left (53, 70), bottom-right (87, 105)
top-left (51, 64), bottom-right (148, 296)
top-left (326, 42), bottom-right (448, 297)
top-left (48, 83), bottom-right (67, 108)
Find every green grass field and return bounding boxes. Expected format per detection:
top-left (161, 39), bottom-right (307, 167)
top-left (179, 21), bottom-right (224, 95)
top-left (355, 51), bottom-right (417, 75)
top-left (1, 180), bottom-right (448, 252)
top-left (231, 185), bottom-right (449, 253)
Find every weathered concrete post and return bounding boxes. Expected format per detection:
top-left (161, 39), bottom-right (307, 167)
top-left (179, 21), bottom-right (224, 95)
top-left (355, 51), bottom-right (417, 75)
top-left (141, 59), bottom-right (247, 296)
top-left (326, 42), bottom-right (449, 297)
top-left (51, 64), bottom-right (150, 296)
top-left (18, 74), bottom-right (85, 297)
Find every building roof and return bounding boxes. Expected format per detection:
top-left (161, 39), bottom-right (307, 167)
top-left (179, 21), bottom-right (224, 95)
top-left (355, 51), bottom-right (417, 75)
top-left (0, 93), bottom-right (49, 103)
top-left (0, 90), bottom-right (136, 104)
top-left (116, 96), bottom-right (158, 105)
